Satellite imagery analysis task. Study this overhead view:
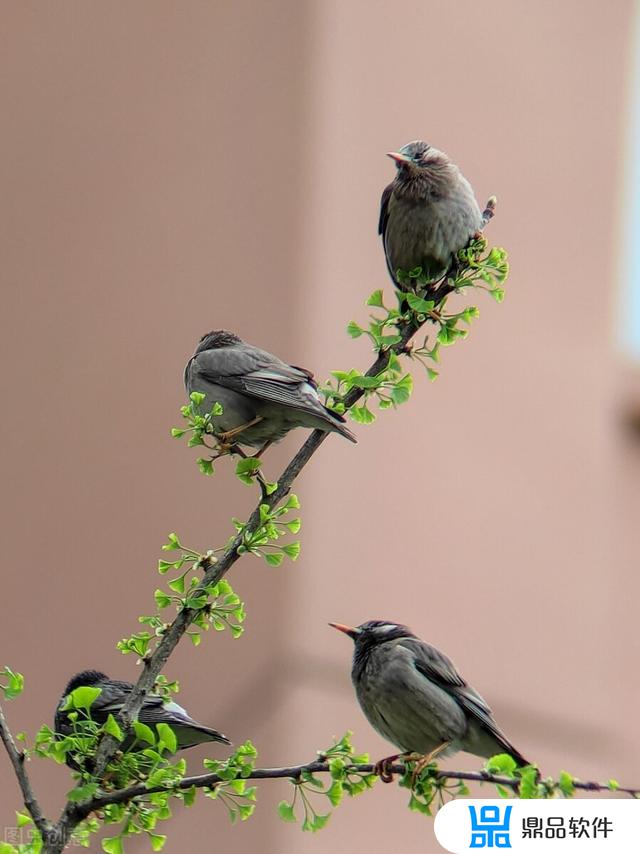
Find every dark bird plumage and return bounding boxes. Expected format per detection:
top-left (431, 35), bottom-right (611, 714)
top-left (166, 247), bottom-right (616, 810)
top-left (330, 621), bottom-right (529, 768)
top-left (380, 140), bottom-right (483, 288)
top-left (184, 330), bottom-right (356, 449)
top-left (55, 670), bottom-right (230, 769)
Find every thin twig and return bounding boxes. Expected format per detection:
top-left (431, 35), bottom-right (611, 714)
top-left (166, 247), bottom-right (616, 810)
top-left (0, 700), bottom-right (53, 840)
top-left (67, 761), bottom-right (640, 818)
top-left (52, 301), bottom-right (435, 846)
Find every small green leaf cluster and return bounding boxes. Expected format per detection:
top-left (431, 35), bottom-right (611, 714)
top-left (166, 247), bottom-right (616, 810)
top-left (118, 534), bottom-right (245, 656)
top-left (201, 741), bottom-right (258, 823)
top-left (325, 237), bottom-right (510, 410)
top-left (0, 666), bottom-right (24, 700)
top-left (324, 352), bottom-right (413, 425)
top-left (234, 456), bottom-right (278, 494)
top-left (31, 688), bottom-right (184, 798)
top-left (402, 763), bottom-right (470, 816)
top-left (171, 392), bottom-right (224, 475)
top-left (454, 237), bottom-right (509, 302)
top-left (234, 495), bottom-right (301, 567)
top-left (278, 733), bottom-right (376, 833)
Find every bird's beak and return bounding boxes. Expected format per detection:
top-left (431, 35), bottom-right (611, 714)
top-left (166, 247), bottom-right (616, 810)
top-left (329, 622), bottom-right (359, 639)
top-left (386, 151), bottom-right (413, 165)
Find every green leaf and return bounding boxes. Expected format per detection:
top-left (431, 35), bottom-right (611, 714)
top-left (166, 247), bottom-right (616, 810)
top-left (486, 754), bottom-right (517, 775)
top-left (170, 428), bottom-right (186, 438)
top-left (311, 813), bottom-right (330, 831)
top-left (103, 714), bottom-right (123, 741)
top-left (608, 778), bottom-right (619, 791)
top-left (558, 771), bottom-right (575, 797)
top-left (168, 576), bottom-right (185, 595)
top-left (236, 458), bottom-right (262, 476)
top-left (264, 552), bottom-right (284, 567)
top-left (405, 293), bottom-right (435, 313)
top-left (197, 458), bottom-right (214, 476)
top-left (518, 767), bottom-right (539, 799)
top-left (156, 723), bottom-right (177, 754)
top-left (389, 373), bottom-right (413, 405)
top-left (366, 289), bottom-right (384, 307)
top-left (1, 667), bottom-right (24, 700)
top-left (349, 405), bottom-right (375, 424)
top-left (149, 834), bottom-right (166, 851)
top-left (327, 780), bottom-right (344, 806)
top-left (15, 812), bottom-right (32, 828)
top-left (133, 721), bottom-right (156, 746)
top-left (349, 374), bottom-right (383, 390)
top-left (66, 686), bottom-right (102, 711)
top-left (102, 838), bottom-right (123, 854)
top-left (154, 589), bottom-right (172, 610)
top-left (346, 320), bottom-right (364, 338)
top-left (282, 542), bottom-right (300, 561)
top-left (182, 786), bottom-right (197, 806)
top-left (189, 392), bottom-right (206, 406)
top-left (162, 533), bottom-right (182, 552)
top-left (278, 801), bottom-right (296, 823)
top-left (158, 560), bottom-right (176, 575)
top-left (67, 782), bottom-right (99, 803)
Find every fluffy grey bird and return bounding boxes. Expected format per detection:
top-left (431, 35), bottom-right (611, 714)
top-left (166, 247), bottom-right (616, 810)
top-left (55, 670), bottom-right (230, 769)
top-left (330, 620), bottom-right (528, 778)
top-left (379, 140), bottom-right (484, 288)
top-left (184, 330), bottom-right (356, 452)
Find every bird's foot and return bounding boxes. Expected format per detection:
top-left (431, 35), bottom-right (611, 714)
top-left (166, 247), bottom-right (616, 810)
top-left (216, 415), bottom-right (265, 444)
top-left (409, 742), bottom-right (451, 787)
top-left (252, 440), bottom-right (273, 459)
top-left (374, 753), bottom-right (402, 783)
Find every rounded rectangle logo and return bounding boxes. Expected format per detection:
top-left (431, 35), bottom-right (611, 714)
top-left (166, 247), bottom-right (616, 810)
top-left (434, 799), bottom-right (639, 852)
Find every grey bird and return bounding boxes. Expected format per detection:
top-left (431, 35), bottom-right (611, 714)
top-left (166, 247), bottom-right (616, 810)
top-left (55, 670), bottom-right (230, 769)
top-left (379, 140), bottom-right (485, 289)
top-left (184, 330), bottom-right (356, 452)
top-left (330, 620), bottom-right (528, 779)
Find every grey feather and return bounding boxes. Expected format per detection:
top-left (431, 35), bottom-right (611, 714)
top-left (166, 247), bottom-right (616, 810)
top-left (184, 330), bottom-right (356, 448)
top-left (380, 141), bottom-right (483, 288)
top-left (54, 671), bottom-right (230, 769)
top-left (335, 621), bottom-right (528, 766)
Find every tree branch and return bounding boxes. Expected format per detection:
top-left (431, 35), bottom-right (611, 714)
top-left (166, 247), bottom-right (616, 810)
top-left (68, 761), bottom-right (640, 819)
top-left (51, 293), bottom-right (442, 848)
top-left (0, 700), bottom-right (53, 840)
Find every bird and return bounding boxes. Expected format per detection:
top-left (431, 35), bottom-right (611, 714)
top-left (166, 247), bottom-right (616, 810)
top-left (379, 140), bottom-right (485, 290)
top-left (184, 330), bottom-right (356, 453)
top-left (55, 670), bottom-right (231, 769)
top-left (330, 620), bottom-right (529, 780)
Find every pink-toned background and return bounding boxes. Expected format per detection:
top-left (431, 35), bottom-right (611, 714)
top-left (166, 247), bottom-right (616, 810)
top-left (1, 2), bottom-right (638, 852)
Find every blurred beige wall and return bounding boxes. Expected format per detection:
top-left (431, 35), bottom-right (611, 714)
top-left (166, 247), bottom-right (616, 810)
top-left (1, 2), bottom-right (638, 852)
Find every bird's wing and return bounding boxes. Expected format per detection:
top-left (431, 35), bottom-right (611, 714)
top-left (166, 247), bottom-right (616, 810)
top-left (378, 182), bottom-right (393, 236)
top-left (378, 182), bottom-right (402, 283)
top-left (400, 638), bottom-right (525, 760)
top-left (94, 681), bottom-right (165, 718)
top-left (194, 346), bottom-right (328, 414)
top-left (399, 638), bottom-right (468, 690)
top-left (138, 700), bottom-right (231, 746)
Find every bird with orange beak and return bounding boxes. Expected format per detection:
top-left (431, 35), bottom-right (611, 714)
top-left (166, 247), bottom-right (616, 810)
top-left (330, 620), bottom-right (529, 781)
top-left (379, 141), bottom-right (486, 289)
